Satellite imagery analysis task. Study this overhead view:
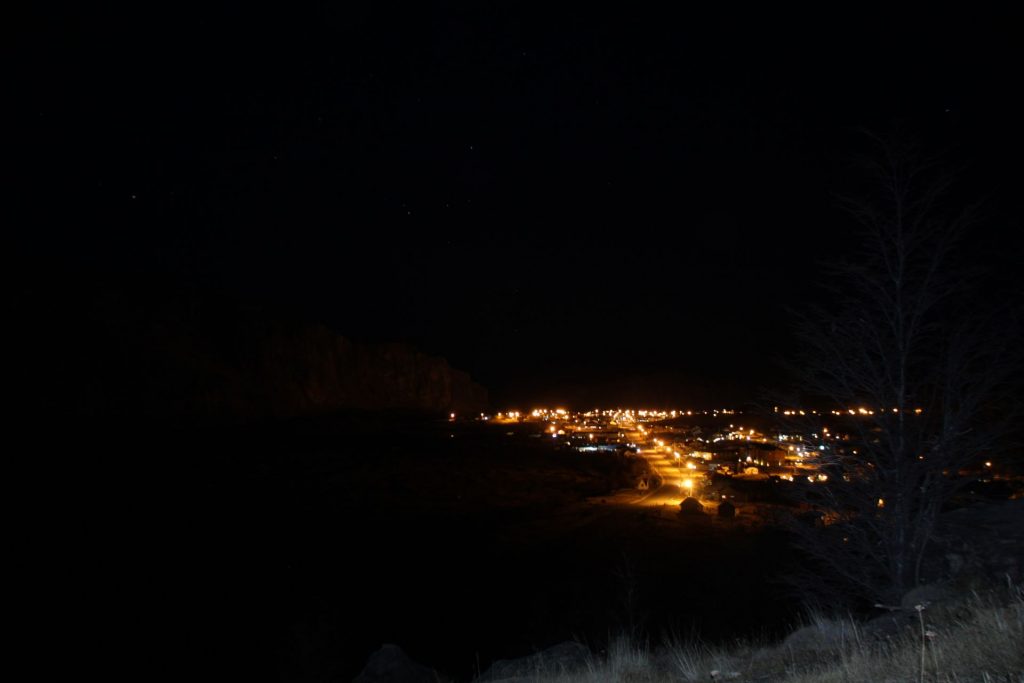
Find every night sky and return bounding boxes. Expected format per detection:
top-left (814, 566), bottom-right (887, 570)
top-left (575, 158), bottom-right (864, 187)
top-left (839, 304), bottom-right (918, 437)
top-left (12, 5), bottom-right (1024, 407)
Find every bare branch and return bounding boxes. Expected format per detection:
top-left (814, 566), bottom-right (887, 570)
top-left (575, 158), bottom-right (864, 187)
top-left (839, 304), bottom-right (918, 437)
top-left (780, 134), bottom-right (1019, 606)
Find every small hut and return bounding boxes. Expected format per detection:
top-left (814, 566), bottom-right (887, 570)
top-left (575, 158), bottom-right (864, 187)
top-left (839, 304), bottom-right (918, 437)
top-left (679, 496), bottom-right (704, 515)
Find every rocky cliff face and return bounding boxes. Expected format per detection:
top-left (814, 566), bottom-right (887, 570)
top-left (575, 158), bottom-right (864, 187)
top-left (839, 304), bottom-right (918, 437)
top-left (191, 323), bottom-right (489, 417)
top-left (14, 283), bottom-right (488, 418)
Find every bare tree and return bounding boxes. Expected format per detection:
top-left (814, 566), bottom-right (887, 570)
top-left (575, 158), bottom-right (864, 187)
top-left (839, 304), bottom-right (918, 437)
top-left (779, 135), bottom-right (1020, 607)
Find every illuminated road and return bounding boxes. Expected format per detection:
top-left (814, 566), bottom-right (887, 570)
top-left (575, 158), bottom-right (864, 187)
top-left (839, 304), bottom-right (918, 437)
top-left (591, 444), bottom-right (712, 510)
top-left (636, 447), bottom-right (707, 506)
top-left (492, 407), bottom-right (854, 519)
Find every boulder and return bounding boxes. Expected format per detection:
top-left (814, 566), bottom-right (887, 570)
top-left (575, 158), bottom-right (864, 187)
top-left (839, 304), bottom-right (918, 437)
top-left (783, 617), bottom-right (858, 652)
top-left (353, 644), bottom-right (440, 683)
top-left (476, 641), bottom-right (590, 681)
top-left (863, 610), bottom-right (917, 641)
top-left (900, 582), bottom-right (955, 610)
top-left (931, 500), bottom-right (1024, 584)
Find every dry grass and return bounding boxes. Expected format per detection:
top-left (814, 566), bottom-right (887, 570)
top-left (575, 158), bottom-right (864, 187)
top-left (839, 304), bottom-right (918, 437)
top-left (495, 583), bottom-right (1023, 683)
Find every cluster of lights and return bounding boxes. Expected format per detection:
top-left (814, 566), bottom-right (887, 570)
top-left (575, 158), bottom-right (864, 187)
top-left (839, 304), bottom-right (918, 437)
top-left (518, 407), bottom-right (744, 423)
top-left (529, 408), bottom-right (570, 419)
top-left (776, 406), bottom-right (925, 417)
top-left (713, 426), bottom-right (764, 442)
top-left (485, 406), bottom-right (890, 490)
top-left (481, 402), bottom-right (1016, 507)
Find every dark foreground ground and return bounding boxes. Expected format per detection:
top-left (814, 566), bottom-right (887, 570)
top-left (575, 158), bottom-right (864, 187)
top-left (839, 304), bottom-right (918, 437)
top-left (28, 414), bottom-right (802, 682)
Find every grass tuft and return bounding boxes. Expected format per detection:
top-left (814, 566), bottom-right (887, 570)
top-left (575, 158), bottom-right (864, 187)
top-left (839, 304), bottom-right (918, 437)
top-left (484, 583), bottom-right (1023, 682)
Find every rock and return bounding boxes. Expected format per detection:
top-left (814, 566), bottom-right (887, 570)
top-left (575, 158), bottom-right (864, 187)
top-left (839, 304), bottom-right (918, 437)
top-left (928, 500), bottom-right (1024, 584)
top-left (782, 618), bottom-right (858, 652)
top-left (900, 582), bottom-right (954, 610)
top-left (353, 644), bottom-right (440, 683)
top-left (863, 611), bottom-right (916, 640)
top-left (476, 641), bottom-right (590, 681)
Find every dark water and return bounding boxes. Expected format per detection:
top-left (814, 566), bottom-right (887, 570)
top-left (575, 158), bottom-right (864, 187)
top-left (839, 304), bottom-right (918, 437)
top-left (42, 415), bottom-right (801, 682)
